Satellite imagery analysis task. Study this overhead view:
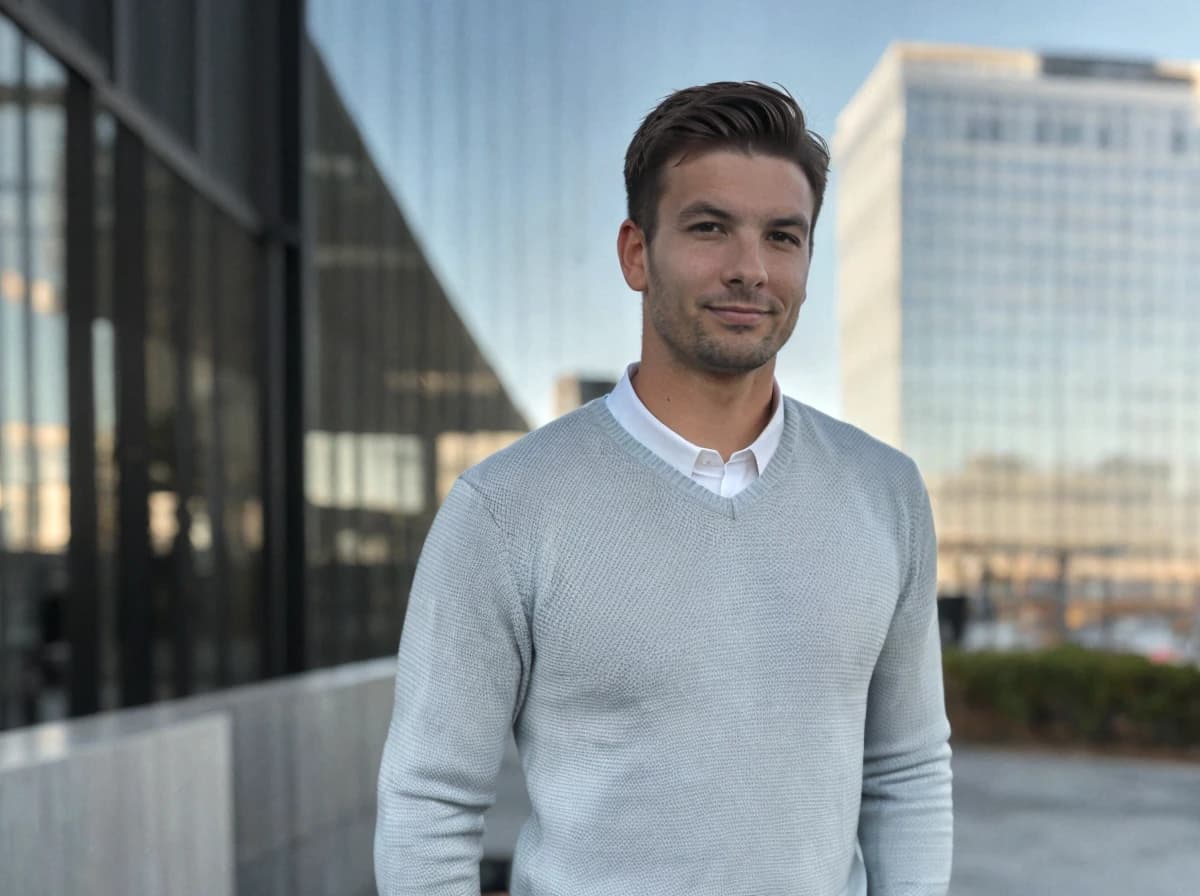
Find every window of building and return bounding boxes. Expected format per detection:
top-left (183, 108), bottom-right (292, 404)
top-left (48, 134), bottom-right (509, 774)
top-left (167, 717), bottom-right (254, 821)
top-left (0, 16), bottom-right (69, 727)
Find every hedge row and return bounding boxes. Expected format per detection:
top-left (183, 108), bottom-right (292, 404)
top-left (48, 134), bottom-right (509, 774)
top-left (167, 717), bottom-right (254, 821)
top-left (942, 646), bottom-right (1200, 752)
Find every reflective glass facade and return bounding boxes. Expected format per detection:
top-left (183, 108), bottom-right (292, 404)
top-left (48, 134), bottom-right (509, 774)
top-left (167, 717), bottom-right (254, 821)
top-left (0, 1), bottom-right (526, 730)
top-left (0, 20), bottom-right (69, 724)
top-left (304, 50), bottom-right (526, 668)
top-left (836, 45), bottom-right (1200, 628)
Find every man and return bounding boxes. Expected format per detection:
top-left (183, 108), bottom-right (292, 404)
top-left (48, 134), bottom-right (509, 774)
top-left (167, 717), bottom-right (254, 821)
top-left (375, 81), bottom-right (953, 895)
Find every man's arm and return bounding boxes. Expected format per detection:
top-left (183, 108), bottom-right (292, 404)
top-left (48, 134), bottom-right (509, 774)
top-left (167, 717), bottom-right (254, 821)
top-left (375, 478), bottom-right (531, 896)
top-left (858, 461), bottom-right (954, 895)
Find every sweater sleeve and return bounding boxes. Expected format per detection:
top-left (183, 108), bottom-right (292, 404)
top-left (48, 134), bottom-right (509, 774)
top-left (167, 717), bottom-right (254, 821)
top-left (857, 460), bottom-right (954, 895)
top-left (374, 477), bottom-right (531, 896)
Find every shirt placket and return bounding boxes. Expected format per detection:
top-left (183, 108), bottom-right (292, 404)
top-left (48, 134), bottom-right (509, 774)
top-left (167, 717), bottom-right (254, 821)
top-left (693, 451), bottom-right (726, 496)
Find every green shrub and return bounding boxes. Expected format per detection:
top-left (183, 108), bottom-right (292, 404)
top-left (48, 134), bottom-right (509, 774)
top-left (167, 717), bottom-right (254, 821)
top-left (942, 647), bottom-right (1200, 751)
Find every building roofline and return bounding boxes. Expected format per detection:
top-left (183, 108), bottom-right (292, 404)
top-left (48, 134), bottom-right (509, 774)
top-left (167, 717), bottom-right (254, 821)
top-left (887, 40), bottom-right (1039, 70)
top-left (887, 40), bottom-right (1199, 87)
top-left (835, 41), bottom-right (1200, 154)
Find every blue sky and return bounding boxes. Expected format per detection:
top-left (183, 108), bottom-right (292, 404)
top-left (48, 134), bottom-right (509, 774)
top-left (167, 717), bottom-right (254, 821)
top-left (309, 0), bottom-right (1198, 426)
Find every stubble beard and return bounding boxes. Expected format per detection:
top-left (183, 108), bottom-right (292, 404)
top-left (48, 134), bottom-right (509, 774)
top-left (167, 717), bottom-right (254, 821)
top-left (646, 262), bottom-right (797, 374)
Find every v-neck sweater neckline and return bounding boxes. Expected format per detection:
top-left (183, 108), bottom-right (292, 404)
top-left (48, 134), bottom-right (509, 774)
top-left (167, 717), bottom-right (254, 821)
top-left (584, 394), bottom-right (807, 520)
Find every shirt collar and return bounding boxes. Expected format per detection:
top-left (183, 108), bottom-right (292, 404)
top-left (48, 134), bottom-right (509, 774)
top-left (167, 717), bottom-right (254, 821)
top-left (605, 363), bottom-right (784, 479)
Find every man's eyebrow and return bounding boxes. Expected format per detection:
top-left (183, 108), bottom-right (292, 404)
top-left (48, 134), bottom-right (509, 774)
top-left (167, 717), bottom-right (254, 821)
top-left (677, 201), bottom-right (735, 222)
top-left (768, 214), bottom-right (810, 235)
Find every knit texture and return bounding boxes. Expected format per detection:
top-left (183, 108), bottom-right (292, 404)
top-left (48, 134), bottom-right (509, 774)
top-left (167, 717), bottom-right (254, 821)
top-left (375, 397), bottom-right (953, 895)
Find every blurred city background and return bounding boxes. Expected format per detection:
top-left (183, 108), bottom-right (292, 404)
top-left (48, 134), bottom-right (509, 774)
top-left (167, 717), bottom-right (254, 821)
top-left (0, 1), bottom-right (1197, 894)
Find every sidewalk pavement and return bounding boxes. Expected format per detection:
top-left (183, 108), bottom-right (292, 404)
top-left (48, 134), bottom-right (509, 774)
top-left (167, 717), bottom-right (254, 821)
top-left (951, 745), bottom-right (1200, 896)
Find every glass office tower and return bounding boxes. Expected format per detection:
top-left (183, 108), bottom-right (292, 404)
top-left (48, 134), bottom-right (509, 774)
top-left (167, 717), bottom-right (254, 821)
top-left (835, 44), bottom-right (1200, 634)
top-left (0, 1), bottom-right (526, 730)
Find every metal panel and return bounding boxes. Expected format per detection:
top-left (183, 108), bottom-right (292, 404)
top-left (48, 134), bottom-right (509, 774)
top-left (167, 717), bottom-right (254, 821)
top-left (124, 0), bottom-right (195, 146)
top-left (168, 182), bottom-right (195, 698)
top-left (198, 0), bottom-right (253, 197)
top-left (113, 123), bottom-right (150, 707)
top-left (64, 68), bottom-right (99, 717)
top-left (0, 0), bottom-right (107, 82)
top-left (260, 243), bottom-right (289, 679)
top-left (27, 0), bottom-right (111, 68)
top-left (283, 243), bottom-right (307, 675)
top-left (280, 0), bottom-right (307, 674)
top-left (205, 212), bottom-right (231, 687)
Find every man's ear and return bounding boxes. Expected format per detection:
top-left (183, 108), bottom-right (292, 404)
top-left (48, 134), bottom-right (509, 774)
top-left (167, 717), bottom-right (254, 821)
top-left (617, 219), bottom-right (649, 292)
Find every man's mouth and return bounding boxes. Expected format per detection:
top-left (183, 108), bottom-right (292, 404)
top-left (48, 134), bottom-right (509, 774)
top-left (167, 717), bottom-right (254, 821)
top-left (706, 305), bottom-right (771, 326)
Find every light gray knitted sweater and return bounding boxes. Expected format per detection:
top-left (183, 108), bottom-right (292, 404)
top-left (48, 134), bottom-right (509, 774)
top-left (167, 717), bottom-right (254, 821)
top-left (375, 397), bottom-right (953, 895)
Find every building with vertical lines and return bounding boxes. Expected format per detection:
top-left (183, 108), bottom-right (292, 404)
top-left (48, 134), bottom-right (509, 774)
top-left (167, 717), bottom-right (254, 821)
top-left (0, 0), bottom-right (526, 732)
top-left (835, 44), bottom-right (1200, 635)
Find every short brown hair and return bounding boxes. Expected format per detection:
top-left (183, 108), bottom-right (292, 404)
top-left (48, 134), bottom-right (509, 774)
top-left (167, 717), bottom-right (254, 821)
top-left (624, 82), bottom-right (830, 250)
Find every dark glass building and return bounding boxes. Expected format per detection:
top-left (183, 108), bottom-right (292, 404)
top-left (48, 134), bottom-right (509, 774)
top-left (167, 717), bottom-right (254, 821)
top-left (0, 0), bottom-right (526, 731)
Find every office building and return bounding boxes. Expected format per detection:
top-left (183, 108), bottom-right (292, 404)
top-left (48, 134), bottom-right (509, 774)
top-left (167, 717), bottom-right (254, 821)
top-left (0, 1), bottom-right (526, 731)
top-left (835, 43), bottom-right (1200, 619)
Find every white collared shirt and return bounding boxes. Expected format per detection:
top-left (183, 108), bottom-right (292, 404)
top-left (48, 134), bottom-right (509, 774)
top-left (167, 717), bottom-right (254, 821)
top-left (605, 363), bottom-right (784, 498)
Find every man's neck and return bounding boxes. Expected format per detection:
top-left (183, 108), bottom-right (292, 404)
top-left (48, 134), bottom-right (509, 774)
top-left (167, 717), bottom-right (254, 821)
top-left (630, 358), bottom-right (777, 462)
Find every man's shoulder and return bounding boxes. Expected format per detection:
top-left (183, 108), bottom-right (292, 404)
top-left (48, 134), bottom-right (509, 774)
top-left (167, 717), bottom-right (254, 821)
top-left (785, 397), bottom-right (923, 490)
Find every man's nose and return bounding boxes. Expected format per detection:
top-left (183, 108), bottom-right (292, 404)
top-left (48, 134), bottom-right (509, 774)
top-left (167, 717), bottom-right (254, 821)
top-left (722, 235), bottom-right (768, 290)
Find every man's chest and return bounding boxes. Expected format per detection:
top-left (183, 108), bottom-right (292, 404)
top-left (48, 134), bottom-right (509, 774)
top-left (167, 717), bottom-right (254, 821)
top-left (524, 506), bottom-right (903, 717)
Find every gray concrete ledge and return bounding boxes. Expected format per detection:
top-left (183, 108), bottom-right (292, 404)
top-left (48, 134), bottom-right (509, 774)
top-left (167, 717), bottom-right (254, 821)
top-left (0, 713), bottom-right (235, 896)
top-left (0, 658), bottom-right (398, 896)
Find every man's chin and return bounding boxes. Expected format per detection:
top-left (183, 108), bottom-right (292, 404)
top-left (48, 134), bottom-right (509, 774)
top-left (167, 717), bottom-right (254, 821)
top-left (695, 346), bottom-right (778, 374)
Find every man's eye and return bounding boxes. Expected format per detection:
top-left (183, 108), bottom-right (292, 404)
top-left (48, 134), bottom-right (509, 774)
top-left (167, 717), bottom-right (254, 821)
top-left (690, 222), bottom-right (722, 233)
top-left (769, 231), bottom-right (802, 246)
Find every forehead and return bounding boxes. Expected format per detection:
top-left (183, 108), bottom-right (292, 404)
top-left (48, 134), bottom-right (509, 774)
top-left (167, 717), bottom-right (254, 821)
top-left (658, 149), bottom-right (814, 218)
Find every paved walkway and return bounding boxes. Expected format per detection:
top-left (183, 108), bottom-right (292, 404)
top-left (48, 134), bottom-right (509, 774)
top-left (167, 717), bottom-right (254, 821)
top-left (952, 746), bottom-right (1200, 895)
top-left (483, 741), bottom-right (1200, 893)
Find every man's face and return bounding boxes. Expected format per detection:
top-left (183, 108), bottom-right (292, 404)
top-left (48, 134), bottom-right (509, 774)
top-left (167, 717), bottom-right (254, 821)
top-left (620, 150), bottom-right (814, 375)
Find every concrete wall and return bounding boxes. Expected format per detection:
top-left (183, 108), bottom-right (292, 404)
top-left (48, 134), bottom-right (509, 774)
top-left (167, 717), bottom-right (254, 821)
top-left (0, 713), bottom-right (235, 896)
top-left (210, 660), bottom-right (397, 896)
top-left (0, 658), bottom-right (534, 895)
